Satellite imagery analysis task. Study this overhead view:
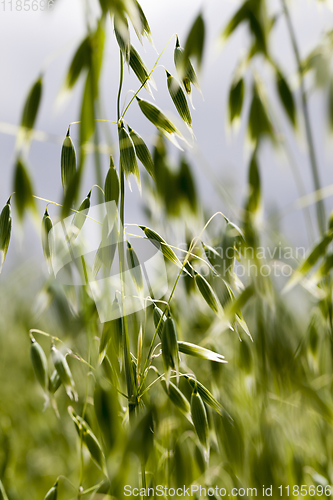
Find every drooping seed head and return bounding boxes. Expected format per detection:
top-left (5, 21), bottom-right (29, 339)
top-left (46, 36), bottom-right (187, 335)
top-left (41, 208), bottom-right (53, 267)
top-left (61, 129), bottom-right (77, 192)
top-left (136, 97), bottom-right (180, 137)
top-left (70, 190), bottom-right (92, 240)
top-left (51, 345), bottom-right (78, 401)
top-left (174, 37), bottom-right (199, 94)
top-left (48, 369), bottom-right (61, 394)
top-left (191, 389), bottom-right (209, 449)
top-left (162, 314), bottom-right (179, 387)
top-left (104, 156), bottom-right (120, 207)
top-left (13, 158), bottom-right (36, 222)
top-left (44, 481), bottom-right (58, 500)
top-left (153, 304), bottom-right (166, 339)
top-left (194, 272), bottom-right (221, 314)
top-left (178, 341), bottom-right (227, 363)
top-left (21, 76), bottom-right (43, 132)
top-left (68, 406), bottom-right (106, 471)
top-left (129, 45), bottom-right (152, 93)
top-left (161, 378), bottom-right (191, 422)
top-left (185, 375), bottom-right (224, 416)
top-left (166, 71), bottom-right (192, 127)
top-left (126, 241), bottom-right (143, 291)
top-left (30, 336), bottom-right (48, 393)
top-left (118, 121), bottom-right (140, 187)
top-left (128, 125), bottom-right (155, 180)
top-left (0, 198), bottom-right (12, 274)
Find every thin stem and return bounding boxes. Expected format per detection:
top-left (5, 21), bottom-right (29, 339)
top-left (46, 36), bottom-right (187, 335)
top-left (29, 329), bottom-right (95, 371)
top-left (121, 33), bottom-right (177, 120)
top-left (91, 184), bottom-right (105, 196)
top-left (140, 259), bottom-right (187, 389)
top-left (69, 118), bottom-right (118, 127)
top-left (117, 49), bottom-right (136, 415)
top-left (93, 121), bottom-right (104, 205)
top-left (281, 0), bottom-right (326, 235)
top-left (117, 52), bottom-right (124, 123)
top-left (75, 480), bottom-right (107, 496)
top-left (32, 195), bottom-right (102, 226)
top-left (140, 212), bottom-right (231, 389)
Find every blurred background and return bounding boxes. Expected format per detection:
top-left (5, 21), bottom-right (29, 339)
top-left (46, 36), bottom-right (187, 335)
top-left (1, 0), bottom-right (333, 498)
top-left (1, 0), bottom-right (333, 263)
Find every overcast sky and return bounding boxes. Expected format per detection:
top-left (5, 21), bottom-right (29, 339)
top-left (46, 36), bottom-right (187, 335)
top-left (1, 0), bottom-right (333, 276)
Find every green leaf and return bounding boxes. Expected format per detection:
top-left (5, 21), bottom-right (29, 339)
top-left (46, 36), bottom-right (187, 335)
top-left (248, 81), bottom-right (274, 143)
top-left (246, 151), bottom-right (261, 215)
top-left (78, 21), bottom-right (105, 147)
top-left (65, 36), bottom-right (91, 89)
top-left (94, 382), bottom-right (121, 451)
top-left (184, 13), bottom-right (205, 70)
top-left (229, 77), bottom-right (245, 125)
top-left (222, 2), bottom-right (249, 40)
top-left (127, 408), bottom-right (154, 465)
top-left (225, 285), bottom-right (254, 321)
top-left (179, 157), bottom-right (197, 213)
top-left (80, 73), bottom-right (95, 146)
top-left (283, 231), bottom-right (333, 292)
top-left (21, 76), bottom-right (43, 132)
top-left (303, 49), bottom-right (331, 88)
top-left (13, 158), bottom-right (36, 221)
top-left (276, 70), bottom-right (296, 126)
top-left (222, 1), bottom-right (268, 55)
top-left (311, 253), bottom-right (333, 284)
